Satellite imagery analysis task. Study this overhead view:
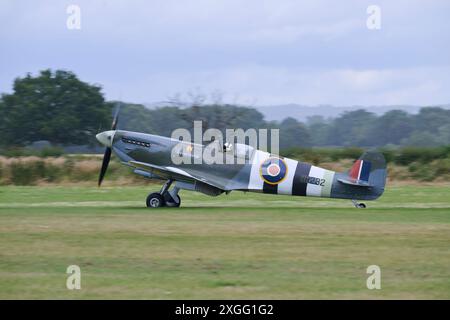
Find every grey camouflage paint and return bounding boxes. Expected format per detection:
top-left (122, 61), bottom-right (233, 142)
top-left (109, 130), bottom-right (386, 201)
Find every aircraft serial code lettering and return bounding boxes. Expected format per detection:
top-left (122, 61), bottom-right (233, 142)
top-left (298, 175), bottom-right (326, 186)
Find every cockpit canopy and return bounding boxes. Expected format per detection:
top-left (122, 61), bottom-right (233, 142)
top-left (223, 142), bottom-right (255, 160)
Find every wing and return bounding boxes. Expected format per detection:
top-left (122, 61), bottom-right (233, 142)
top-left (126, 160), bottom-right (225, 190)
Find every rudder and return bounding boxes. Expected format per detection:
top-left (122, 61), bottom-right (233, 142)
top-left (348, 151), bottom-right (387, 191)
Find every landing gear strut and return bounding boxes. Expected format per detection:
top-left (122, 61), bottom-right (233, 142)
top-left (146, 179), bottom-right (181, 208)
top-left (352, 199), bottom-right (366, 208)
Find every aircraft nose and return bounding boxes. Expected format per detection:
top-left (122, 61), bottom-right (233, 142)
top-left (96, 130), bottom-right (115, 147)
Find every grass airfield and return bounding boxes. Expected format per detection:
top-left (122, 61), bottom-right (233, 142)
top-left (0, 185), bottom-right (449, 299)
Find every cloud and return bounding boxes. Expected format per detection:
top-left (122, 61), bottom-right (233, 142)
top-left (1, 0), bottom-right (449, 106)
top-left (102, 65), bottom-right (450, 106)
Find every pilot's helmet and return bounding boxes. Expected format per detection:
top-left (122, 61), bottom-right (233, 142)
top-left (223, 142), bottom-right (233, 152)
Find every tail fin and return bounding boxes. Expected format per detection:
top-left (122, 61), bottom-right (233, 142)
top-left (348, 158), bottom-right (372, 182)
top-left (339, 151), bottom-right (387, 189)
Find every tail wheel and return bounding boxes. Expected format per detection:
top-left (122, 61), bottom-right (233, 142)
top-left (352, 199), bottom-right (367, 209)
top-left (146, 193), bottom-right (165, 208)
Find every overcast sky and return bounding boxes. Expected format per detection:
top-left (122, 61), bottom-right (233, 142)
top-left (1, 0), bottom-right (450, 106)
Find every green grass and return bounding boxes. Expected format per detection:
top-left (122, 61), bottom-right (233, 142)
top-left (0, 185), bottom-right (449, 299)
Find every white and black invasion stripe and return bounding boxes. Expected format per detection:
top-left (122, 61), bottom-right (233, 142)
top-left (248, 150), bottom-right (335, 198)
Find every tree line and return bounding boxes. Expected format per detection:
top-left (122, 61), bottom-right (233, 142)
top-left (1, 69), bottom-right (449, 150)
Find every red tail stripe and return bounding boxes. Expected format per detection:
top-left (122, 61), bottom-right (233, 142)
top-left (349, 159), bottom-right (362, 180)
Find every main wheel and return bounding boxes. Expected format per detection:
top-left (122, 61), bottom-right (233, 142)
top-left (358, 203), bottom-right (367, 208)
top-left (146, 193), bottom-right (165, 208)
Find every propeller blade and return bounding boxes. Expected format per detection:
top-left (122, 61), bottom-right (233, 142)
top-left (98, 103), bottom-right (120, 187)
top-left (98, 147), bottom-right (112, 187)
top-left (111, 103), bottom-right (121, 130)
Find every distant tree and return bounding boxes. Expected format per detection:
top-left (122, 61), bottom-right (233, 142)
top-left (306, 115), bottom-right (332, 146)
top-left (116, 105), bottom-right (450, 148)
top-left (327, 110), bottom-right (377, 146)
top-left (185, 104), bottom-right (265, 131)
top-left (117, 103), bottom-right (268, 141)
top-left (166, 104), bottom-right (267, 139)
top-left (437, 124), bottom-right (450, 145)
top-left (279, 117), bottom-right (311, 149)
top-left (2, 69), bottom-right (449, 150)
top-left (112, 102), bottom-right (156, 133)
top-left (150, 106), bottom-right (191, 137)
top-left (414, 107), bottom-right (450, 135)
top-left (0, 98), bottom-right (5, 142)
top-left (0, 69), bottom-right (111, 146)
top-left (370, 110), bottom-right (414, 145)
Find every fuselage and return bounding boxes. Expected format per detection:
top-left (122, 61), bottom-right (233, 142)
top-left (102, 130), bottom-right (385, 201)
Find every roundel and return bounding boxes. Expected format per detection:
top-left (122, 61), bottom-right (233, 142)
top-left (260, 157), bottom-right (288, 185)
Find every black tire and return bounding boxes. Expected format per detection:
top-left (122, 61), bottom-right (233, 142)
top-left (358, 203), bottom-right (367, 208)
top-left (146, 193), bottom-right (165, 208)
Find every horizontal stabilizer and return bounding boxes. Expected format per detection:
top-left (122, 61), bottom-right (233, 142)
top-left (338, 178), bottom-right (373, 187)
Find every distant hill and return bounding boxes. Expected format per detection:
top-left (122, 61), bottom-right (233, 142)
top-left (253, 104), bottom-right (450, 122)
top-left (143, 102), bottom-right (450, 122)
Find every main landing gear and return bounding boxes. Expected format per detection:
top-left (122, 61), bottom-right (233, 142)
top-left (146, 179), bottom-right (181, 208)
top-left (351, 199), bottom-right (366, 208)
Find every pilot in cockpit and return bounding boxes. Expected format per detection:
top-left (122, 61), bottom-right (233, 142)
top-left (223, 141), bottom-right (233, 152)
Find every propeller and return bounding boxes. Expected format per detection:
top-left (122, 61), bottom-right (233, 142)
top-left (98, 103), bottom-right (120, 187)
top-left (98, 147), bottom-right (111, 187)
